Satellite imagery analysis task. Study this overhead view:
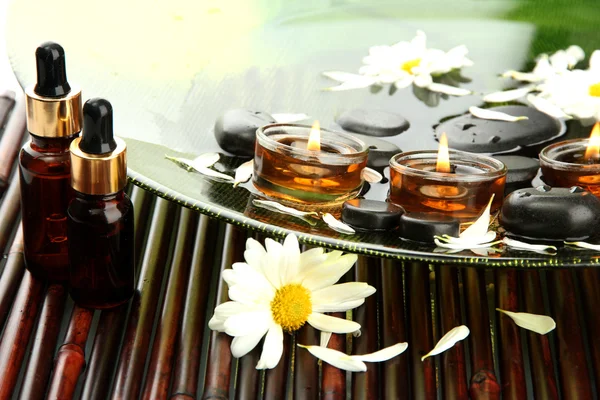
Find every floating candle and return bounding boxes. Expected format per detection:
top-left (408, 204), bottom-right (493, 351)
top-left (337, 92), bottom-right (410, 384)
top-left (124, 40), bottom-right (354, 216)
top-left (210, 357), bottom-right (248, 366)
top-left (253, 122), bottom-right (368, 205)
top-left (540, 122), bottom-right (600, 197)
top-left (388, 135), bottom-right (506, 221)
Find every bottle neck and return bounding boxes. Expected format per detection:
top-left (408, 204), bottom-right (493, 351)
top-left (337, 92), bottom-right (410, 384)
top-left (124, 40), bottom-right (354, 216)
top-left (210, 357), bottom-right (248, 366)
top-left (29, 132), bottom-right (79, 152)
top-left (74, 189), bottom-right (124, 202)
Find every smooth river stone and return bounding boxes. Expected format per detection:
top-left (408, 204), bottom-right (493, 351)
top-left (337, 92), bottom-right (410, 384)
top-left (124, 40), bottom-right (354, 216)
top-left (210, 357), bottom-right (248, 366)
top-left (214, 109), bottom-right (276, 157)
top-left (347, 132), bottom-right (402, 171)
top-left (494, 155), bottom-right (539, 194)
top-left (337, 109), bottom-right (410, 137)
top-left (499, 186), bottom-right (600, 241)
top-left (399, 212), bottom-right (460, 243)
top-left (342, 199), bottom-right (404, 231)
top-left (435, 106), bottom-right (562, 153)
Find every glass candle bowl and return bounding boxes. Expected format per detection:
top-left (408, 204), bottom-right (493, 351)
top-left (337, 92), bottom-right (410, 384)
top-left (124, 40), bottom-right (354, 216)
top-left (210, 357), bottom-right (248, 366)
top-left (253, 124), bottom-right (368, 206)
top-left (540, 139), bottom-right (600, 197)
top-left (389, 150), bottom-right (507, 221)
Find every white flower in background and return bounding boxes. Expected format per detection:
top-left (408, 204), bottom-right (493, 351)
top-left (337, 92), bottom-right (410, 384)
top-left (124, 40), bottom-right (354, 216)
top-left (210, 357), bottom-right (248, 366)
top-left (209, 234), bottom-right (376, 369)
top-left (323, 31), bottom-right (472, 96)
top-left (501, 45), bottom-right (584, 83)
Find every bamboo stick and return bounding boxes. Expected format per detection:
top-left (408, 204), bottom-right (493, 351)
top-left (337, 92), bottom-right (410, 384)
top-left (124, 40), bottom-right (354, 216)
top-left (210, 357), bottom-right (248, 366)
top-left (294, 324), bottom-right (319, 399)
top-left (0, 90), bottom-right (16, 131)
top-left (17, 284), bottom-right (68, 400)
top-left (548, 270), bottom-right (593, 399)
top-left (0, 176), bottom-right (22, 253)
top-left (202, 224), bottom-right (246, 400)
top-left (577, 268), bottom-right (600, 388)
top-left (437, 266), bottom-right (468, 399)
top-left (406, 262), bottom-right (436, 400)
top-left (45, 305), bottom-right (94, 399)
top-left (0, 271), bottom-right (44, 398)
top-left (263, 332), bottom-right (291, 400)
top-left (169, 216), bottom-right (220, 399)
top-left (234, 345), bottom-right (261, 400)
top-left (495, 270), bottom-right (526, 399)
top-left (463, 269), bottom-right (500, 400)
top-left (110, 198), bottom-right (177, 400)
top-left (352, 257), bottom-right (380, 400)
top-left (0, 226), bottom-right (24, 328)
top-left (0, 97), bottom-right (25, 195)
top-left (520, 271), bottom-right (558, 399)
top-left (321, 313), bottom-right (346, 400)
top-left (142, 208), bottom-right (198, 400)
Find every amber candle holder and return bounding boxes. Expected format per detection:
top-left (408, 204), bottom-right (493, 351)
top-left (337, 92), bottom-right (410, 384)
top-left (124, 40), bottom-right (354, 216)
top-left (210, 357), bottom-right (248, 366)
top-left (253, 123), bottom-right (368, 206)
top-left (540, 139), bottom-right (600, 197)
top-left (389, 150), bottom-right (507, 221)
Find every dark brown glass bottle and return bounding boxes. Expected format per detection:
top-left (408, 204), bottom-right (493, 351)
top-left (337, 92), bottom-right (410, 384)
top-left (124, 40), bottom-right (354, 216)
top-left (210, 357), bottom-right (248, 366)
top-left (68, 98), bottom-right (134, 309)
top-left (20, 42), bottom-right (82, 281)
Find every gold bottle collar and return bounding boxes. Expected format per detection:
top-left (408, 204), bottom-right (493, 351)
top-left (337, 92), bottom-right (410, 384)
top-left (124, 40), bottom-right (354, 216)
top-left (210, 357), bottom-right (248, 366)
top-left (70, 137), bottom-right (127, 195)
top-left (25, 85), bottom-right (82, 138)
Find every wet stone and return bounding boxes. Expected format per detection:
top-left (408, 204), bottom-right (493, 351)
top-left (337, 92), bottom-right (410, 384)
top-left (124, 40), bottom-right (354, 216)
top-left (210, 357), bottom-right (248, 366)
top-left (342, 199), bottom-right (404, 231)
top-left (214, 109), bottom-right (276, 157)
top-left (349, 132), bottom-right (401, 170)
top-left (337, 109), bottom-right (410, 137)
top-left (436, 106), bottom-right (562, 153)
top-left (493, 155), bottom-right (539, 184)
top-left (499, 186), bottom-right (600, 241)
top-left (399, 212), bottom-right (460, 243)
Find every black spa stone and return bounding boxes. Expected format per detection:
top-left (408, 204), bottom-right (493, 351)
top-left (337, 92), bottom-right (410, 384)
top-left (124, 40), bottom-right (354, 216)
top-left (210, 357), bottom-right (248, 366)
top-left (436, 106), bottom-right (562, 153)
top-left (214, 109), bottom-right (276, 157)
top-left (499, 186), bottom-right (600, 241)
top-left (399, 212), bottom-right (460, 243)
top-left (349, 132), bottom-right (401, 170)
top-left (493, 155), bottom-right (539, 194)
top-left (342, 199), bottom-right (404, 231)
top-left (337, 109), bottom-right (410, 137)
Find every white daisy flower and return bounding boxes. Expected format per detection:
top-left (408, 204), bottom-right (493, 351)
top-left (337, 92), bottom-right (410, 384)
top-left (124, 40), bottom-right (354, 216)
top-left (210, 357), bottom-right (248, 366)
top-left (323, 31), bottom-right (472, 96)
top-left (208, 234), bottom-right (375, 369)
top-left (501, 45), bottom-right (585, 83)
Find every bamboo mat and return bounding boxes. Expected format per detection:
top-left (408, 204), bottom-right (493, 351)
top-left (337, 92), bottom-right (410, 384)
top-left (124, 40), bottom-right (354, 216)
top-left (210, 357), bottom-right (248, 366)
top-left (0, 92), bottom-right (598, 399)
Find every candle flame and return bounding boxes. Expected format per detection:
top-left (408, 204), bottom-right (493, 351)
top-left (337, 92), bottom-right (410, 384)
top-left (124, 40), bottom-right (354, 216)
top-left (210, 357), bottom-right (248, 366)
top-left (307, 121), bottom-right (321, 151)
top-left (436, 133), bottom-right (451, 173)
top-left (585, 122), bottom-right (600, 161)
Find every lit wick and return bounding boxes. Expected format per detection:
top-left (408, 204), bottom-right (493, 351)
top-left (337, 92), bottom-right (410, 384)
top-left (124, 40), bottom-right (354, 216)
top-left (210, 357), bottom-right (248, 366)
top-left (307, 121), bottom-right (321, 152)
top-left (584, 122), bottom-right (600, 163)
top-left (436, 133), bottom-right (452, 173)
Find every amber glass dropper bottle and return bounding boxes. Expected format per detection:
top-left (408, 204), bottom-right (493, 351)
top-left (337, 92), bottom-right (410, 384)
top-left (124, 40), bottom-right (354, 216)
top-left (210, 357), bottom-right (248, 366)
top-left (19, 42), bottom-right (82, 282)
top-left (68, 98), bottom-right (135, 309)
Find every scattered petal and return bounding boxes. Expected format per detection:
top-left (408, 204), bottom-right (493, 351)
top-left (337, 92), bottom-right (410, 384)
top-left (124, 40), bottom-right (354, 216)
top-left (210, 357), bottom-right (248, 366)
top-left (322, 74), bottom-right (377, 91)
top-left (503, 237), bottom-right (557, 254)
top-left (192, 153), bottom-right (220, 169)
top-left (469, 106), bottom-right (528, 122)
top-left (361, 167), bottom-right (383, 183)
top-left (501, 70), bottom-right (543, 82)
top-left (496, 309), bottom-right (556, 335)
top-left (322, 213), bottom-right (356, 235)
top-left (351, 343), bottom-right (408, 362)
top-left (252, 199), bottom-right (318, 218)
top-left (436, 230), bottom-right (497, 246)
top-left (434, 238), bottom-right (501, 251)
top-left (323, 71), bottom-right (366, 83)
top-left (320, 331), bottom-right (332, 348)
top-left (272, 113), bottom-right (310, 123)
top-left (483, 86), bottom-right (535, 103)
top-left (298, 344), bottom-right (367, 372)
top-left (564, 241), bottom-right (600, 251)
top-left (426, 83), bottom-right (471, 96)
top-left (461, 195), bottom-right (494, 239)
top-left (307, 312), bottom-right (361, 334)
top-left (234, 160), bottom-right (253, 187)
top-left (195, 166), bottom-right (234, 182)
top-left (526, 94), bottom-right (572, 120)
top-left (421, 325), bottom-right (470, 361)
top-left (165, 155), bottom-right (195, 171)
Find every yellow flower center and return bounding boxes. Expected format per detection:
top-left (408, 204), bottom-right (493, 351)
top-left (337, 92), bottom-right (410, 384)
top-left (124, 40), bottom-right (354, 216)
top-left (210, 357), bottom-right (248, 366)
top-left (401, 58), bottom-right (421, 74)
top-left (270, 284), bottom-right (312, 332)
top-left (589, 82), bottom-right (600, 97)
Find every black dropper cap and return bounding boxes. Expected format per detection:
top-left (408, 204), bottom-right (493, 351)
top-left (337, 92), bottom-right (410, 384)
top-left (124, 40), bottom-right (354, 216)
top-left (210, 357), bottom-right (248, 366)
top-left (34, 42), bottom-right (72, 98)
top-left (80, 98), bottom-right (117, 155)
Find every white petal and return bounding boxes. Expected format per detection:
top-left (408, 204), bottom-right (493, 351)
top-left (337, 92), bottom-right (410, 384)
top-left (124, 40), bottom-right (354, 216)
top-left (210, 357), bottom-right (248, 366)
top-left (323, 76), bottom-right (377, 91)
top-left (320, 331), bottom-right (332, 348)
top-left (496, 309), bottom-right (556, 335)
top-left (307, 312), bottom-right (361, 334)
top-left (256, 323), bottom-right (284, 369)
top-left (566, 45), bottom-right (585, 67)
top-left (313, 298), bottom-right (365, 313)
top-left (503, 237), bottom-right (557, 254)
top-left (164, 155), bottom-right (195, 171)
top-left (322, 71), bottom-right (365, 83)
top-left (421, 325), bottom-right (470, 361)
top-left (297, 344), bottom-right (367, 372)
top-left (549, 50), bottom-right (569, 72)
top-left (469, 106), bottom-right (528, 122)
top-left (233, 160), bottom-right (253, 187)
top-left (361, 167), bottom-right (383, 183)
top-left (228, 284), bottom-right (271, 305)
top-left (280, 234), bottom-right (301, 285)
top-left (252, 199), bottom-right (318, 218)
top-left (272, 113), bottom-right (310, 123)
top-left (483, 86), bottom-right (535, 103)
top-left (351, 343), bottom-right (408, 362)
top-left (426, 83), bottom-right (471, 96)
top-left (414, 73), bottom-right (433, 88)
top-left (229, 263), bottom-right (276, 295)
top-left (192, 153), bottom-right (220, 169)
top-left (527, 94), bottom-right (572, 119)
top-left (394, 77), bottom-right (414, 89)
top-left (301, 253), bottom-right (357, 291)
top-left (437, 230), bottom-right (497, 246)
top-left (311, 282), bottom-right (376, 306)
top-left (322, 213), bottom-right (355, 235)
top-left (222, 269), bottom-right (239, 287)
top-left (501, 70), bottom-right (543, 83)
top-left (434, 238), bottom-right (501, 251)
top-left (195, 166), bottom-right (234, 182)
top-left (224, 310), bottom-right (272, 336)
top-left (564, 241), bottom-right (600, 251)
top-left (589, 50), bottom-right (600, 72)
top-left (461, 195), bottom-right (494, 239)
top-left (230, 324), bottom-right (270, 358)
